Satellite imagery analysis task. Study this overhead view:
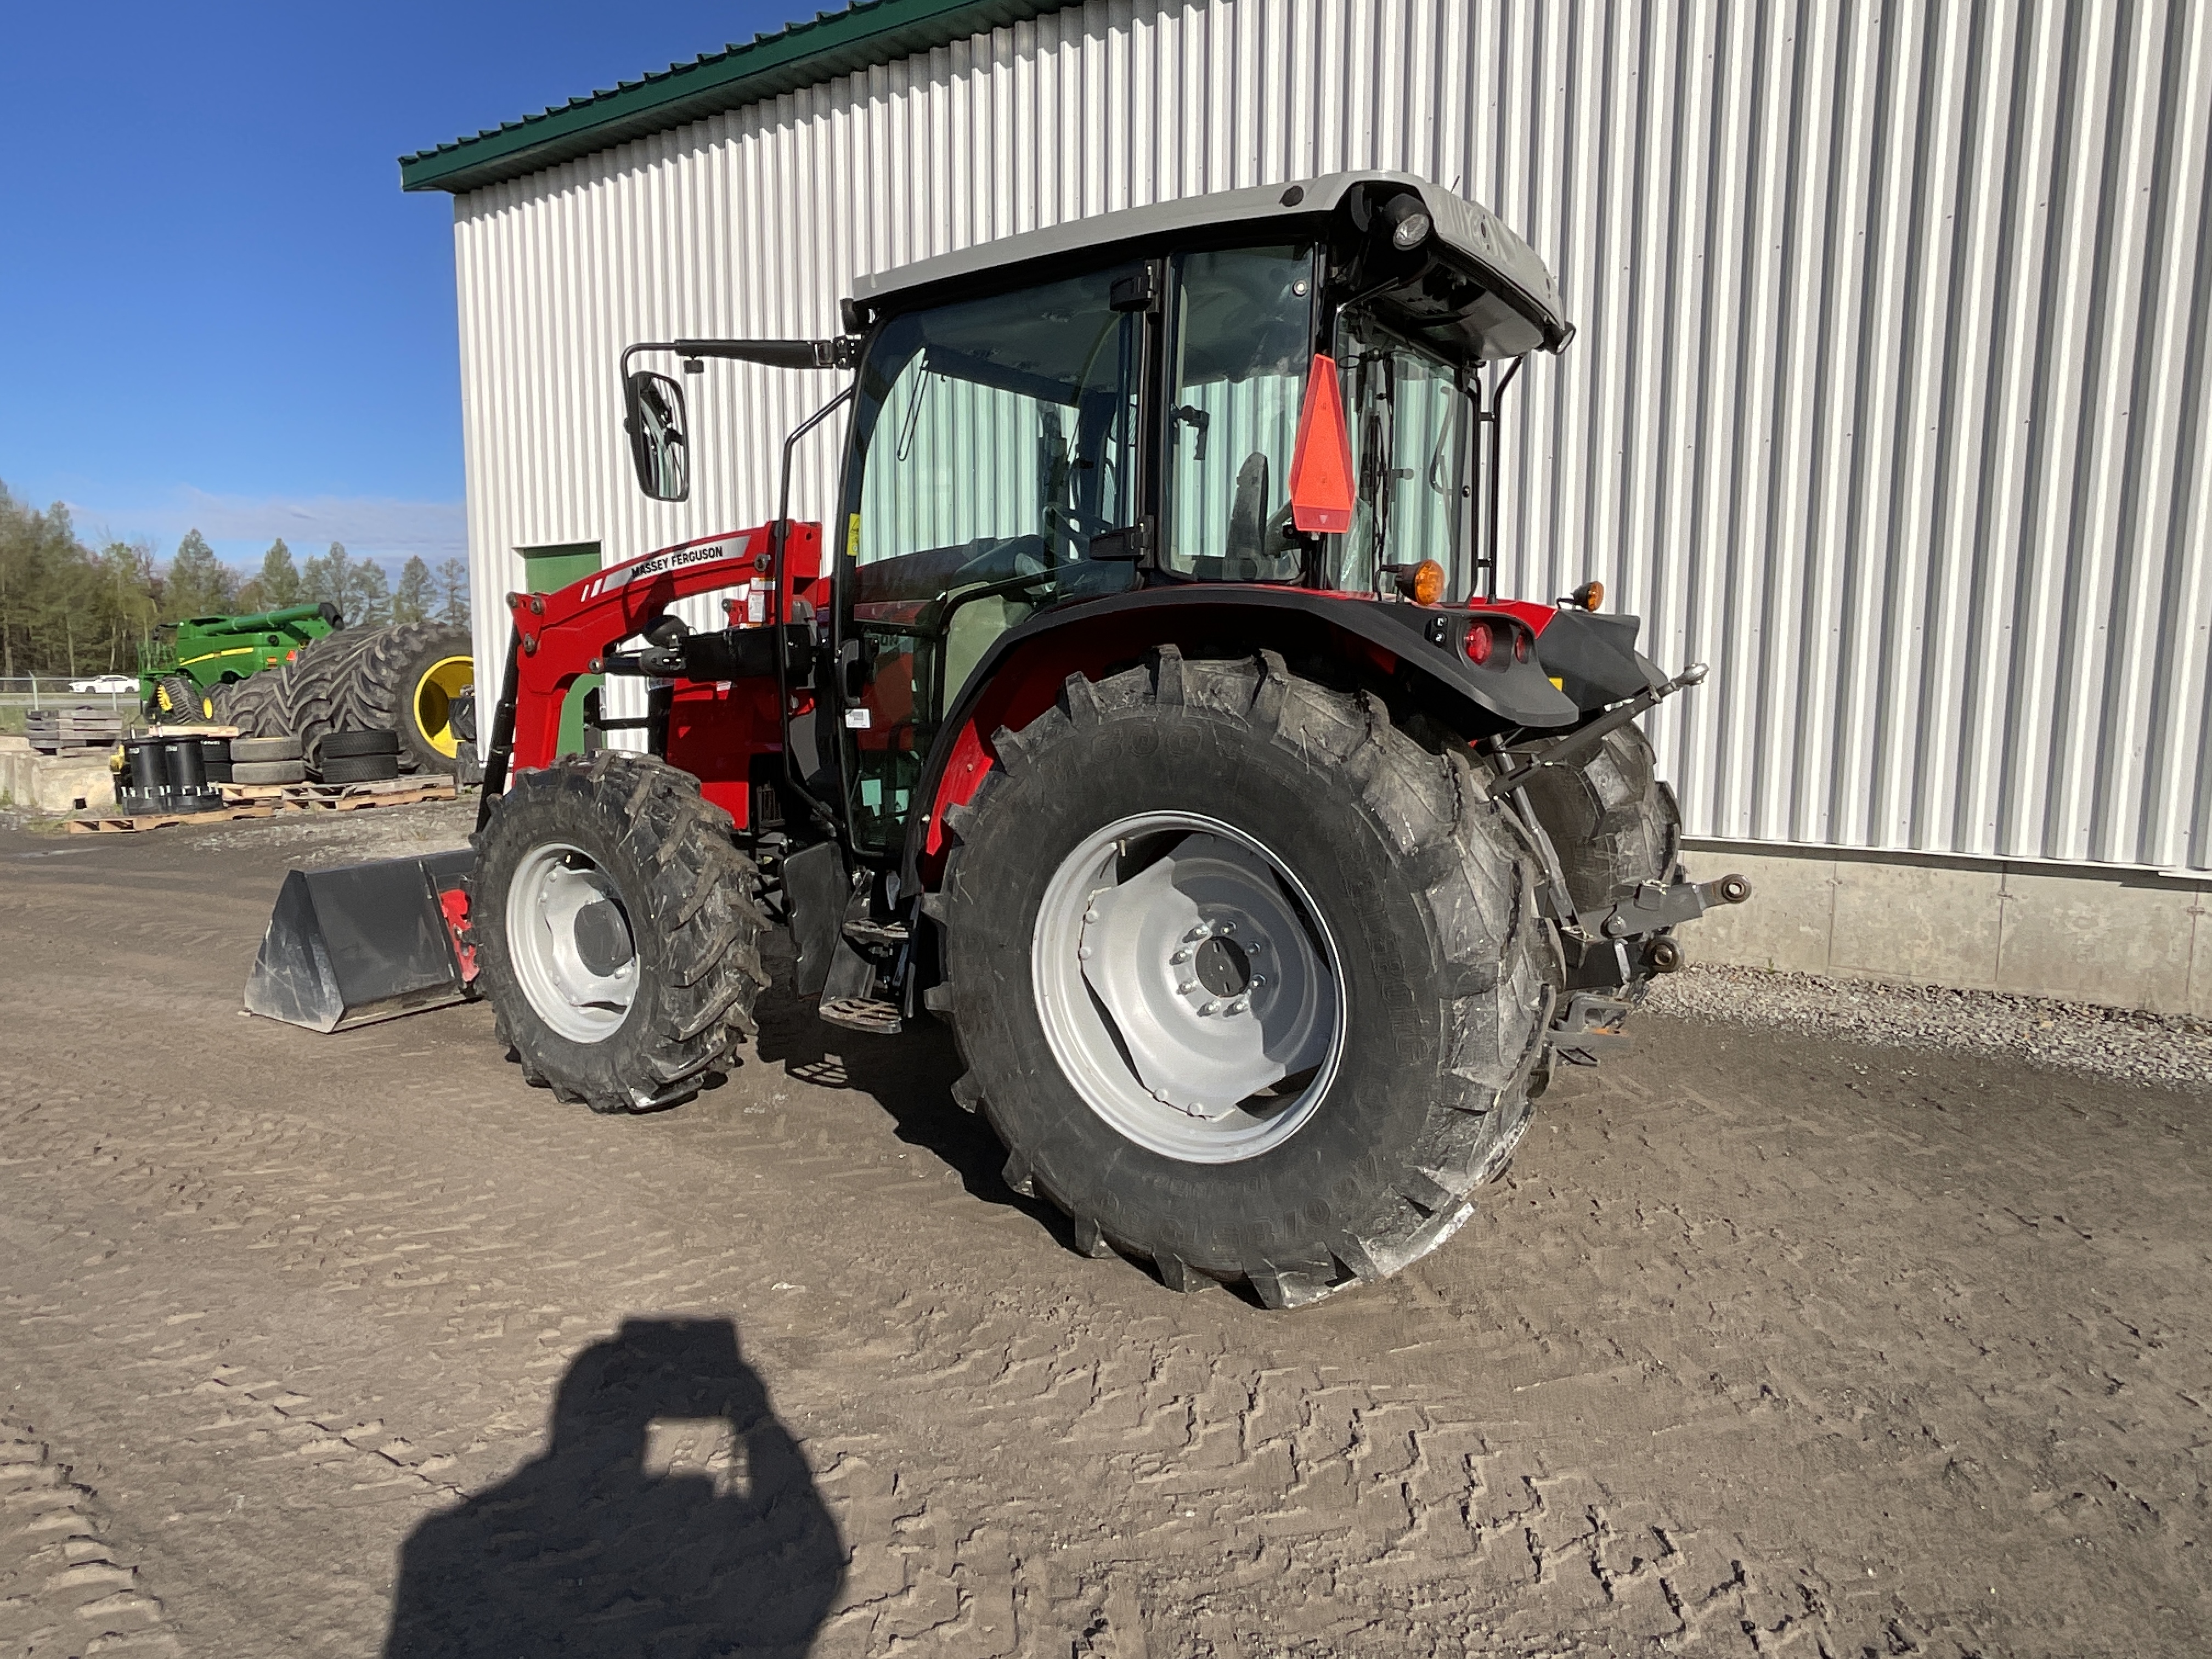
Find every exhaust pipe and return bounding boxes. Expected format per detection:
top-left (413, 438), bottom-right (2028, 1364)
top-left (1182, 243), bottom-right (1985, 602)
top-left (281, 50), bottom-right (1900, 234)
top-left (245, 849), bottom-right (479, 1031)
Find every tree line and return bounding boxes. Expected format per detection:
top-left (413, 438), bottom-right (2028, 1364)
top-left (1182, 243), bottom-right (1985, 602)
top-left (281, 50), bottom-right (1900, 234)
top-left (0, 481), bottom-right (468, 679)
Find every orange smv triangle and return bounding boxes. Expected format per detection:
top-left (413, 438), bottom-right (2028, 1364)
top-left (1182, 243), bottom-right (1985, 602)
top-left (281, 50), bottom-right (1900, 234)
top-left (1288, 353), bottom-right (1356, 534)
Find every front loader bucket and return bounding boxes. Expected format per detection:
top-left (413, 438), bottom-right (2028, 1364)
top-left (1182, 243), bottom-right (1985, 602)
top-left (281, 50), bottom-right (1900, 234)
top-left (245, 850), bottom-right (478, 1032)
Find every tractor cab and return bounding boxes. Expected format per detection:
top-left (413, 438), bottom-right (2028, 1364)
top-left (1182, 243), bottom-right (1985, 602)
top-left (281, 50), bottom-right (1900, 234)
top-left (827, 174), bottom-right (1572, 857)
top-left (622, 172), bottom-right (1583, 862)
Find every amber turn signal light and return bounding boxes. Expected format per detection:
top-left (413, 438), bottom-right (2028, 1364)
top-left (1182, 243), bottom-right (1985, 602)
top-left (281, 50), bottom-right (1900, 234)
top-left (1392, 559), bottom-right (1446, 605)
top-left (1564, 579), bottom-right (1604, 611)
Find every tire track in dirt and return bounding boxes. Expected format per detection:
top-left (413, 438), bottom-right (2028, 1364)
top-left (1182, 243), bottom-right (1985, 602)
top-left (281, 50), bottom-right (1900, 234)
top-left (0, 1421), bottom-right (180, 1658)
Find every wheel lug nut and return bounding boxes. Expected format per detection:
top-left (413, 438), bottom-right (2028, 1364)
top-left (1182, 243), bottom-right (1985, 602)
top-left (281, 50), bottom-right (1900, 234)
top-left (1198, 1000), bottom-right (1220, 1017)
top-left (1170, 947), bottom-right (1192, 964)
top-left (1077, 945), bottom-right (1093, 960)
top-left (1176, 980), bottom-right (1197, 995)
top-left (1216, 920), bottom-right (1235, 934)
top-left (1227, 998), bottom-right (1249, 1014)
top-left (1184, 924), bottom-right (1210, 943)
top-left (1251, 974), bottom-right (1266, 988)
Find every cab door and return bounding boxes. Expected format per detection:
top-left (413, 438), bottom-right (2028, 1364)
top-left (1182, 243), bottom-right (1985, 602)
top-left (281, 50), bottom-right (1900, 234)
top-left (832, 266), bottom-right (1149, 856)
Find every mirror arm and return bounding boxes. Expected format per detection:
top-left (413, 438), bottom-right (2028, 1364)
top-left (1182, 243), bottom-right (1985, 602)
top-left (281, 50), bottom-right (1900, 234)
top-left (635, 337), bottom-right (862, 370)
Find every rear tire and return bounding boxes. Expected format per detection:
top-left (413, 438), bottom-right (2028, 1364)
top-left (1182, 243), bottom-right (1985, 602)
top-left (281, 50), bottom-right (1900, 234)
top-left (1515, 721), bottom-right (1682, 911)
top-left (473, 753), bottom-right (771, 1114)
top-left (934, 647), bottom-right (1553, 1307)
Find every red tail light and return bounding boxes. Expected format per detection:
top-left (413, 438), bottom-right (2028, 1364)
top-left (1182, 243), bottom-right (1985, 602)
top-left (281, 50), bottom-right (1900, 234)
top-left (1288, 354), bottom-right (1356, 534)
top-left (1465, 622), bottom-right (1494, 665)
top-left (1514, 629), bottom-right (1530, 663)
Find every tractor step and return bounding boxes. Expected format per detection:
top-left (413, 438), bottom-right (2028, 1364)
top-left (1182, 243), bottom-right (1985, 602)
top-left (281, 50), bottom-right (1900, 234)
top-left (840, 917), bottom-right (910, 949)
top-left (818, 996), bottom-right (903, 1036)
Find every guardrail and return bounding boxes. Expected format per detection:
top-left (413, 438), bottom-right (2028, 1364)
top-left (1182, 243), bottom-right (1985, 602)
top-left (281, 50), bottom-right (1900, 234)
top-left (0, 679), bottom-right (139, 711)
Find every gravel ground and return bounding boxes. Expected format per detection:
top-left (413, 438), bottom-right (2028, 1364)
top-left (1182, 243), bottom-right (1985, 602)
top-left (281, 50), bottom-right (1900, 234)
top-left (1647, 961), bottom-right (2212, 1092)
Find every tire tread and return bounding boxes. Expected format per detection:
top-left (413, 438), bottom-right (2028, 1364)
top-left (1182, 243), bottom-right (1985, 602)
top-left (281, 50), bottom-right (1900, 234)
top-left (475, 752), bottom-right (766, 1114)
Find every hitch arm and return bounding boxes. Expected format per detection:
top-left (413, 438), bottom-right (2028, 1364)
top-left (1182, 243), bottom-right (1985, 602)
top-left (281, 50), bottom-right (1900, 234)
top-left (1583, 872), bottom-right (1754, 940)
top-left (1492, 661), bottom-right (1708, 794)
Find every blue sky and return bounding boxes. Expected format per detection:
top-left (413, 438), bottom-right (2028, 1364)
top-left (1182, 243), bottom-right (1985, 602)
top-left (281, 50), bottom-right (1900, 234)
top-left (0, 1), bottom-right (793, 574)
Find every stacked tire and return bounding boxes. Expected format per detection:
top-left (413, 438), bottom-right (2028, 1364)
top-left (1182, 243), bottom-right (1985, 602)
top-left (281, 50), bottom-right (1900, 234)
top-left (232, 736), bottom-right (307, 786)
top-left (205, 621), bottom-right (473, 778)
top-left (317, 729), bottom-right (400, 783)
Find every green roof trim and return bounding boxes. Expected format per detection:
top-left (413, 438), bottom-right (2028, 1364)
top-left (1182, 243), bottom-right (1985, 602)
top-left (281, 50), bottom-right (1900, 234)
top-left (400, 0), bottom-right (1069, 195)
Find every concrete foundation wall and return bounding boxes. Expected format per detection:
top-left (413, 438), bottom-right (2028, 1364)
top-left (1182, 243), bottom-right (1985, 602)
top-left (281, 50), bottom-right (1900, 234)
top-left (1685, 839), bottom-right (2211, 1019)
top-left (0, 738), bottom-right (115, 815)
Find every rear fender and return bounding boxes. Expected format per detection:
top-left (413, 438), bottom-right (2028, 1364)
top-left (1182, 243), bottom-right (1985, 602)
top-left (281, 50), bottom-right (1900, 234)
top-left (1509, 605), bottom-right (1664, 709)
top-left (901, 585), bottom-right (1579, 888)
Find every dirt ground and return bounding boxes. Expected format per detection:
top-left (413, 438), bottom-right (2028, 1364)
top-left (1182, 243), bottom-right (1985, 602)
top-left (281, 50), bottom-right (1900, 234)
top-left (2, 802), bottom-right (2206, 1658)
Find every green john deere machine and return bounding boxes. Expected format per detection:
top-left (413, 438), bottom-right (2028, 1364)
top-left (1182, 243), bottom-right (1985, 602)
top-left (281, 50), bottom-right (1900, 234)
top-left (137, 603), bottom-right (344, 723)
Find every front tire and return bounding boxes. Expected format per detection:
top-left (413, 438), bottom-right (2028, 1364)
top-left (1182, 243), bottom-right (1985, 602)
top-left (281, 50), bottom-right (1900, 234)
top-left (474, 754), bottom-right (771, 1114)
top-left (156, 674), bottom-right (212, 724)
top-left (933, 647), bottom-right (1553, 1307)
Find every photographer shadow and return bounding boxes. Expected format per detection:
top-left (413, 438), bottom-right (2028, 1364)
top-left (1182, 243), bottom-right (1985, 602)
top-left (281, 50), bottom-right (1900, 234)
top-left (383, 1317), bottom-right (843, 1657)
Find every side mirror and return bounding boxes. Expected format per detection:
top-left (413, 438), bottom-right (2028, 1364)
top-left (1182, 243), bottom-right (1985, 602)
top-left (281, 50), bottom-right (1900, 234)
top-left (623, 370), bottom-right (691, 500)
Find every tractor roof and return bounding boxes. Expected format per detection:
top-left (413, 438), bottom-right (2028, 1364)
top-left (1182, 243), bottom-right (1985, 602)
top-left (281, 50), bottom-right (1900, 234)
top-left (851, 170), bottom-right (1570, 352)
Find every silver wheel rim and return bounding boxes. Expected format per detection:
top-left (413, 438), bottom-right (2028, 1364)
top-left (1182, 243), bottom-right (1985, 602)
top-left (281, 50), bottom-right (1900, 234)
top-left (506, 842), bottom-right (640, 1043)
top-left (1032, 811), bottom-right (1344, 1164)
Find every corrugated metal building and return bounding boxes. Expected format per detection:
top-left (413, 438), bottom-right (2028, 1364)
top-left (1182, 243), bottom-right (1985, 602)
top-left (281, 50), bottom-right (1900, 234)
top-left (403, 0), bottom-right (2212, 1014)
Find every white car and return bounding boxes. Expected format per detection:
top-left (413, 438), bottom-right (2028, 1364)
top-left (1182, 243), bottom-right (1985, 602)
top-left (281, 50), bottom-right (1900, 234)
top-left (67, 675), bottom-right (138, 695)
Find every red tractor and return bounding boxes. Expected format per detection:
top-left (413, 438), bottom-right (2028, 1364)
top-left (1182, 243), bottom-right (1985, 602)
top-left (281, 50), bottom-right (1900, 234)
top-left (250, 171), bottom-right (1746, 1306)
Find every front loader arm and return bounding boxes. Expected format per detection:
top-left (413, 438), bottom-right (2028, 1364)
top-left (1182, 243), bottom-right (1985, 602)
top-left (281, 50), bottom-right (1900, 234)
top-left (492, 523), bottom-right (827, 776)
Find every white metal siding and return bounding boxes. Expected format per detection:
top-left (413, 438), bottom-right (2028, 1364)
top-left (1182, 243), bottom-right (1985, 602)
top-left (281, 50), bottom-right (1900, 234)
top-left (453, 0), bottom-right (2212, 871)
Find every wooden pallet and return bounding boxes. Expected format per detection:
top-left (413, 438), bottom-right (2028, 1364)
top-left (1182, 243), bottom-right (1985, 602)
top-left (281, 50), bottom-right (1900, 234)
top-left (25, 712), bottom-right (125, 753)
top-left (220, 776), bottom-right (458, 810)
top-left (69, 777), bottom-right (459, 833)
top-left (69, 805), bottom-right (276, 834)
